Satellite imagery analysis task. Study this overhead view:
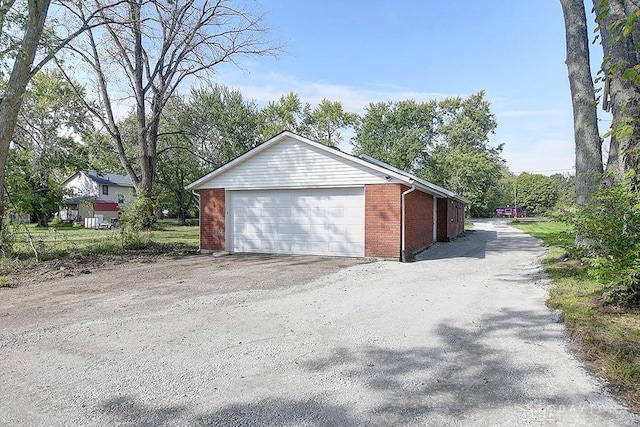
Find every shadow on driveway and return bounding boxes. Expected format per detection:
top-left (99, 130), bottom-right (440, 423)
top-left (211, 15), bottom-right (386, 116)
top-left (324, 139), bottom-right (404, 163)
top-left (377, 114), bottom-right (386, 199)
top-left (97, 309), bottom-right (591, 426)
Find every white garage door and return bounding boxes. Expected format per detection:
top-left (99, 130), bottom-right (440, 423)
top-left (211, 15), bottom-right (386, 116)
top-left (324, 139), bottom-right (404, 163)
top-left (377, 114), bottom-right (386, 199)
top-left (229, 188), bottom-right (364, 257)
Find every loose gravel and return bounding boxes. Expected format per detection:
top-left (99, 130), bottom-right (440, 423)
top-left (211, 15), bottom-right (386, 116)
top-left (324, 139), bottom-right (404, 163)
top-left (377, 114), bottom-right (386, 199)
top-left (1, 220), bottom-right (638, 426)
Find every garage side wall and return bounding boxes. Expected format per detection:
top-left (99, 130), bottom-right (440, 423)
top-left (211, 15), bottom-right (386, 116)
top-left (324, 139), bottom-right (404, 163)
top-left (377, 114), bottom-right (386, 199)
top-left (200, 189), bottom-right (226, 251)
top-left (404, 189), bottom-right (435, 254)
top-left (437, 198), bottom-right (465, 242)
top-left (365, 184), bottom-right (401, 259)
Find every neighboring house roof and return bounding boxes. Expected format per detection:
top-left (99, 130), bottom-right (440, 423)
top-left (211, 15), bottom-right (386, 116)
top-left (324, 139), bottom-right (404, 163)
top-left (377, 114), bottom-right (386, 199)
top-left (93, 200), bottom-right (120, 211)
top-left (187, 131), bottom-right (469, 204)
top-left (85, 172), bottom-right (135, 187)
top-left (61, 195), bottom-right (94, 204)
top-left (62, 171), bottom-right (135, 188)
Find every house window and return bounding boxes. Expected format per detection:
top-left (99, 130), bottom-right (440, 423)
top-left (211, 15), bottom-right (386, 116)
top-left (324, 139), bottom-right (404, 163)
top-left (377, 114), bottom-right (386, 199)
top-left (102, 185), bottom-right (109, 195)
top-left (117, 193), bottom-right (124, 204)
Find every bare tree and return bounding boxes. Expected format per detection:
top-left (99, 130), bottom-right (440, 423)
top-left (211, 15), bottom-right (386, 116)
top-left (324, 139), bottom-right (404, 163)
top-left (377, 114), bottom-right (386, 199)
top-left (60, 0), bottom-right (279, 227)
top-left (560, 0), bottom-right (603, 205)
top-left (593, 0), bottom-right (640, 185)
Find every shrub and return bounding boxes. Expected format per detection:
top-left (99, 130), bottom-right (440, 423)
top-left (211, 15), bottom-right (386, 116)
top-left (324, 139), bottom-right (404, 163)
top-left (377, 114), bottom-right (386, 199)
top-left (120, 196), bottom-right (157, 231)
top-left (117, 196), bottom-right (156, 250)
top-left (50, 216), bottom-right (64, 227)
top-left (566, 181), bottom-right (640, 306)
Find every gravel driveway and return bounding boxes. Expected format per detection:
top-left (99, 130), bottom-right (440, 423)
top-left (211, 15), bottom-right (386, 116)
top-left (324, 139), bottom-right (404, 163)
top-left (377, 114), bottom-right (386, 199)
top-left (1, 220), bottom-right (638, 426)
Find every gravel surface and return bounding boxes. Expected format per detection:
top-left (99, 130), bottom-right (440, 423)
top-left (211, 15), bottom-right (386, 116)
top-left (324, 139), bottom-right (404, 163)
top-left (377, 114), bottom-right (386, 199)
top-left (1, 220), bottom-right (638, 426)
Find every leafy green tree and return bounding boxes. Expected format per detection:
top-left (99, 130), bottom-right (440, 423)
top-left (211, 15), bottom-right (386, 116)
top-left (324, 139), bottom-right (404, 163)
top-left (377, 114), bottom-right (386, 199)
top-left (436, 91), bottom-right (498, 150)
top-left (0, 1), bottom-right (119, 236)
top-left (493, 167), bottom-right (517, 208)
top-left (515, 173), bottom-right (559, 215)
top-left (302, 99), bottom-right (358, 146)
top-left (189, 85), bottom-right (262, 166)
top-left (156, 97), bottom-right (199, 224)
top-left (155, 86), bottom-right (262, 224)
top-left (550, 173), bottom-right (576, 209)
top-left (352, 99), bottom-right (438, 173)
top-left (420, 92), bottom-right (503, 216)
top-left (424, 145), bottom-right (504, 217)
top-left (352, 92), bottom-right (502, 215)
top-left (7, 70), bottom-right (92, 226)
top-left (258, 92), bottom-right (309, 139)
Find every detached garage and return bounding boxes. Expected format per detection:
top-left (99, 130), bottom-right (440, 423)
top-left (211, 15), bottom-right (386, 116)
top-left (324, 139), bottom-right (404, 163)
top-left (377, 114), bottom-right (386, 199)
top-left (187, 132), bottom-right (468, 261)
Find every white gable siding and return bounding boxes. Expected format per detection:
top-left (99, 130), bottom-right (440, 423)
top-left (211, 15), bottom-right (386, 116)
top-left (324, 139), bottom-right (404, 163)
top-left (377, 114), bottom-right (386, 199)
top-left (64, 173), bottom-right (98, 198)
top-left (197, 136), bottom-right (391, 189)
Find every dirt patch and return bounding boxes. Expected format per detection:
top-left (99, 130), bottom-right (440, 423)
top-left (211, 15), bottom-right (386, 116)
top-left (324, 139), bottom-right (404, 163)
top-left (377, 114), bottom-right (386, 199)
top-left (0, 252), bottom-right (371, 335)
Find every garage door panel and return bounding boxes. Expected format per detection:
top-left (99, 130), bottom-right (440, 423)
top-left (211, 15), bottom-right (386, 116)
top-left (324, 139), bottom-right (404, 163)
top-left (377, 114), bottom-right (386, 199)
top-left (309, 241), bottom-right (328, 252)
top-left (261, 207), bottom-right (277, 217)
top-left (261, 240), bottom-right (277, 251)
top-left (246, 207), bottom-right (261, 218)
top-left (292, 241), bottom-right (310, 252)
top-left (326, 207), bottom-right (345, 219)
top-left (276, 241), bottom-right (292, 252)
top-left (277, 207), bottom-right (292, 217)
top-left (291, 223), bottom-right (310, 234)
top-left (230, 188), bottom-right (364, 257)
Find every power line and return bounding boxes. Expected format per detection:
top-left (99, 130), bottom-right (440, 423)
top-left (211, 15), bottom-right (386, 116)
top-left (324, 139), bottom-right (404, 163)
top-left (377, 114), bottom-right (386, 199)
top-left (512, 168), bottom-right (574, 174)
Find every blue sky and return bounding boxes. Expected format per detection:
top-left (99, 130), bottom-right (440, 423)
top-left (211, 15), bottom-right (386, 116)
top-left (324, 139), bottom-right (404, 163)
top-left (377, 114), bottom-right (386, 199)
top-left (214, 0), bottom-right (606, 175)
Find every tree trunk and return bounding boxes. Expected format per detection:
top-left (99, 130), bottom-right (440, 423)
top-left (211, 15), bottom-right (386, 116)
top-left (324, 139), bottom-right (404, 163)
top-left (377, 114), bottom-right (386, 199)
top-left (560, 0), bottom-right (603, 205)
top-left (176, 170), bottom-right (186, 226)
top-left (594, 0), bottom-right (640, 186)
top-left (0, 0), bottom-right (50, 237)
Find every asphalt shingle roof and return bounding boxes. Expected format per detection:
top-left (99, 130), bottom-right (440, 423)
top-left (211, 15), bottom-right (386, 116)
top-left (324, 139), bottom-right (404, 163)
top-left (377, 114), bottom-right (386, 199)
top-left (87, 172), bottom-right (134, 187)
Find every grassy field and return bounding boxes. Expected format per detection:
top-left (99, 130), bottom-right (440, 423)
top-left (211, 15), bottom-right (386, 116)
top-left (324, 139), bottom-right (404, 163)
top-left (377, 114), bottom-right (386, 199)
top-left (7, 220), bottom-right (199, 260)
top-left (512, 220), bottom-right (640, 413)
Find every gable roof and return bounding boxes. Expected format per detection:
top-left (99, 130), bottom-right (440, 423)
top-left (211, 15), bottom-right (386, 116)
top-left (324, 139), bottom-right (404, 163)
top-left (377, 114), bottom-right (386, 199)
top-left (358, 155), bottom-right (470, 204)
top-left (86, 172), bottom-right (134, 187)
top-left (186, 131), bottom-right (469, 204)
top-left (63, 171), bottom-right (135, 188)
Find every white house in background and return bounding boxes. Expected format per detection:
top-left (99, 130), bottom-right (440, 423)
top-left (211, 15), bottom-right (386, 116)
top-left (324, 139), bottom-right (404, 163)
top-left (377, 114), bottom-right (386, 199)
top-left (59, 171), bottom-right (136, 222)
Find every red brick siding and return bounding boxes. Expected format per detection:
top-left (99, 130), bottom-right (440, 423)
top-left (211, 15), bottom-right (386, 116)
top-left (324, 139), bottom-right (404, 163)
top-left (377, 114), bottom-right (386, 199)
top-left (365, 184), bottom-right (402, 259)
top-left (200, 189), bottom-right (225, 251)
top-left (404, 189), bottom-right (435, 254)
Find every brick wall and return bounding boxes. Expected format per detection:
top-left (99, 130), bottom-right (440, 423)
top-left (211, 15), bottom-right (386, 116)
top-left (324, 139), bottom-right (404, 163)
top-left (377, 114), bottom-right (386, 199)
top-left (404, 189), bottom-right (435, 254)
top-left (365, 184), bottom-right (401, 259)
top-left (200, 188), bottom-right (225, 251)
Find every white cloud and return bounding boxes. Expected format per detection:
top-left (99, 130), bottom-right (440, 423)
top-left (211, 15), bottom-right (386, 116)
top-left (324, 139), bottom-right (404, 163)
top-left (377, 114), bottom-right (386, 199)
top-left (214, 71), bottom-right (458, 113)
top-left (501, 138), bottom-right (575, 175)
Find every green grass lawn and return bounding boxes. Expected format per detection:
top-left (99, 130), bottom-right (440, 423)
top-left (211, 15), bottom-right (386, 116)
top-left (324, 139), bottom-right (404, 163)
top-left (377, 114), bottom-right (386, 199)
top-left (513, 220), bottom-right (640, 413)
top-left (8, 220), bottom-right (199, 259)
